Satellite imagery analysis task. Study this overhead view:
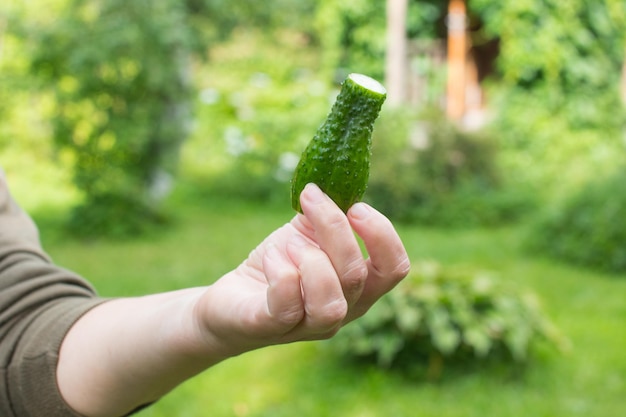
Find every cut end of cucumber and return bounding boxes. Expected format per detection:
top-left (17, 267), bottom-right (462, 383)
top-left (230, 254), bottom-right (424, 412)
top-left (348, 73), bottom-right (387, 96)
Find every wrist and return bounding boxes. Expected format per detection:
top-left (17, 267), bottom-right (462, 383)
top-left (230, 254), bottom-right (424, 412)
top-left (190, 273), bottom-right (271, 360)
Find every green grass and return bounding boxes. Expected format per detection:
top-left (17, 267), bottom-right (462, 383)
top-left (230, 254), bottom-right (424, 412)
top-left (31, 185), bottom-right (626, 417)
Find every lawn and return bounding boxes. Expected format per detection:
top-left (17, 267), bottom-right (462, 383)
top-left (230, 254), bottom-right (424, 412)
top-left (31, 184), bottom-right (626, 417)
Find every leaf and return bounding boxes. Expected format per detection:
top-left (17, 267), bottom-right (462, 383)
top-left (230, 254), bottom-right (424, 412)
top-left (464, 326), bottom-right (492, 357)
top-left (432, 326), bottom-right (461, 355)
top-left (374, 333), bottom-right (404, 368)
top-left (505, 323), bottom-right (532, 361)
top-left (391, 292), bottom-right (423, 333)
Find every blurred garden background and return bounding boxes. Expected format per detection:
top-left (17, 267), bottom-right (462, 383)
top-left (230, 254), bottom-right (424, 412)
top-left (2, 0), bottom-right (626, 416)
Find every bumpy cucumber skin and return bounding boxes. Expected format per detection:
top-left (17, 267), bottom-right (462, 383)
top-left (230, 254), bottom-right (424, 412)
top-left (291, 74), bottom-right (386, 213)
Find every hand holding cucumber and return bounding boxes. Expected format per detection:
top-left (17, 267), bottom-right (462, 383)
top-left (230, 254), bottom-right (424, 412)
top-left (55, 74), bottom-right (409, 417)
top-left (198, 74), bottom-right (405, 351)
top-left (195, 182), bottom-right (410, 354)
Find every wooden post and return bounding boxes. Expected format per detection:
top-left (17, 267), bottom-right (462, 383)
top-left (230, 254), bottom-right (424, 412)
top-left (385, 0), bottom-right (409, 107)
top-left (446, 0), bottom-right (467, 120)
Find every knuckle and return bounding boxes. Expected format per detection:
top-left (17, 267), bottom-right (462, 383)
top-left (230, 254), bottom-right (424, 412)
top-left (275, 308), bottom-right (305, 328)
top-left (315, 299), bottom-right (348, 330)
top-left (392, 257), bottom-right (412, 281)
top-left (324, 210), bottom-right (348, 231)
top-left (317, 327), bottom-right (342, 340)
top-left (341, 260), bottom-right (368, 293)
top-left (369, 255), bottom-right (411, 284)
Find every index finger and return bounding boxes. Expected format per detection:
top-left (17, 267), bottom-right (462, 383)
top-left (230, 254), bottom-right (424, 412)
top-left (292, 184), bottom-right (368, 307)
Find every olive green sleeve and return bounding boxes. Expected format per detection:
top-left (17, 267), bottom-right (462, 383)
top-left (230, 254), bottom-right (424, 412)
top-left (0, 170), bottom-right (106, 417)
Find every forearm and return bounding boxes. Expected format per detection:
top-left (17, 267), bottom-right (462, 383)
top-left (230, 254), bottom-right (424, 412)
top-left (57, 287), bottom-right (225, 417)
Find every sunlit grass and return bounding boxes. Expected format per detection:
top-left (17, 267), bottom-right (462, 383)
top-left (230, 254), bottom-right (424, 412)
top-left (29, 182), bottom-right (626, 417)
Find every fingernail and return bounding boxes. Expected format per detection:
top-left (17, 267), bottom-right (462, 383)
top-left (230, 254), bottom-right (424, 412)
top-left (303, 183), bottom-right (325, 204)
top-left (349, 202), bottom-right (371, 220)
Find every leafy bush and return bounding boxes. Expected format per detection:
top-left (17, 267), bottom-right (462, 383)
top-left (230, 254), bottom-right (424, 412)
top-left (472, 0), bottom-right (626, 199)
top-left (24, 0), bottom-right (203, 236)
top-left (331, 261), bottom-right (567, 377)
top-left (487, 86), bottom-right (626, 203)
top-left (525, 168), bottom-right (626, 273)
top-left (366, 107), bottom-right (533, 227)
top-left (67, 192), bottom-right (168, 239)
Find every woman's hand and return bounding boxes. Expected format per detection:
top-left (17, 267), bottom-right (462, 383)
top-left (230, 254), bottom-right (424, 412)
top-left (57, 183), bottom-right (410, 417)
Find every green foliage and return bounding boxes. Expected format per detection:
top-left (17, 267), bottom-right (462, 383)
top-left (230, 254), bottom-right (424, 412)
top-left (488, 88), bottom-right (626, 202)
top-left (332, 261), bottom-right (567, 376)
top-left (526, 168), bottom-right (626, 273)
top-left (0, 2), bottom-right (37, 149)
top-left (5, 0), bottom-right (323, 234)
top-left (313, 0), bottom-right (383, 80)
top-left (471, 0), bottom-right (626, 197)
top-left (186, 29), bottom-right (331, 203)
top-left (21, 0), bottom-right (205, 235)
top-left (473, 0), bottom-right (626, 92)
top-left (286, 0), bottom-right (626, 217)
top-left (8, 0), bottom-right (625, 240)
top-left (366, 107), bottom-right (533, 227)
top-left (67, 192), bottom-right (170, 238)
top-left (313, 0), bottom-right (447, 81)
top-left (472, 0), bottom-right (626, 274)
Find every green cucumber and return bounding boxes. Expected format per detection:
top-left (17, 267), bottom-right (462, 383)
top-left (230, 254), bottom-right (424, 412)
top-left (290, 73), bottom-right (387, 213)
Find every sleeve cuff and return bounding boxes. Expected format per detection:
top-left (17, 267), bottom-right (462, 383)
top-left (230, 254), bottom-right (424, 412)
top-left (8, 297), bottom-right (108, 417)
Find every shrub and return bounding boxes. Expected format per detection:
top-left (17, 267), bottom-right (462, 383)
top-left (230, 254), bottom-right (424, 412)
top-left (525, 168), bottom-right (626, 273)
top-left (66, 192), bottom-right (169, 239)
top-left (366, 107), bottom-right (533, 227)
top-left (26, 0), bottom-right (200, 236)
top-left (331, 261), bottom-right (567, 378)
top-left (471, 1), bottom-right (626, 200)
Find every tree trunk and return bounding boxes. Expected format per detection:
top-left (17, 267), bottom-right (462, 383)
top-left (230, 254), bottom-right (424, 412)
top-left (385, 0), bottom-right (408, 107)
